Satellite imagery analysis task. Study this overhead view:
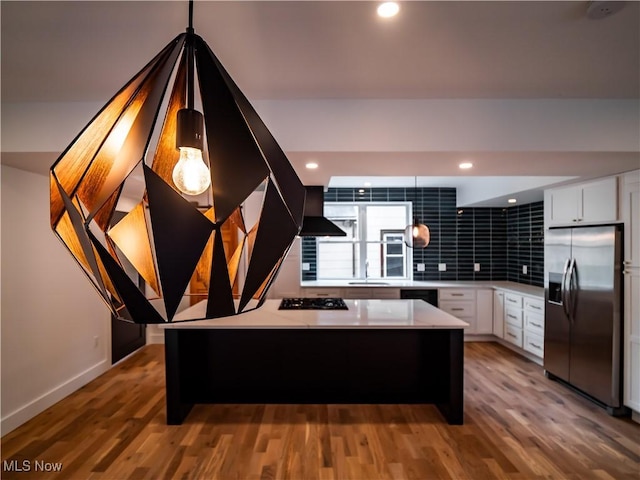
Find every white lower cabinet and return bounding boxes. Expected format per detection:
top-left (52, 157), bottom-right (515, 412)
top-left (523, 331), bottom-right (544, 357)
top-left (372, 288), bottom-right (400, 299)
top-left (504, 306), bottom-right (523, 347)
top-left (492, 290), bottom-right (505, 338)
top-left (524, 311), bottom-right (544, 337)
top-left (504, 324), bottom-right (523, 348)
top-left (342, 288), bottom-right (372, 299)
top-left (439, 288), bottom-right (493, 335)
top-left (302, 288), bottom-right (342, 298)
top-left (495, 288), bottom-right (545, 359)
top-left (476, 290), bottom-right (494, 334)
top-left (327, 287), bottom-right (401, 299)
top-left (523, 297), bottom-right (545, 359)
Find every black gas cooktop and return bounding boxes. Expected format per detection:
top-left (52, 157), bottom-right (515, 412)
top-left (279, 297), bottom-right (348, 310)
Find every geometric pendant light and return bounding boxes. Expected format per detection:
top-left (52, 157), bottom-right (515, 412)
top-left (49, 1), bottom-right (305, 323)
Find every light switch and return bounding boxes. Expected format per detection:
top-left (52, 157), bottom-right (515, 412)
top-left (474, 263), bottom-right (480, 272)
top-left (438, 263), bottom-right (447, 272)
top-left (417, 263), bottom-right (425, 272)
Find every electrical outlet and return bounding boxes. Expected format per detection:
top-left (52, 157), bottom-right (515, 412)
top-left (474, 263), bottom-right (480, 272)
top-left (93, 336), bottom-right (100, 348)
top-left (522, 265), bottom-right (528, 275)
top-left (417, 263), bottom-right (425, 272)
top-left (302, 262), bottom-right (310, 271)
top-left (438, 263), bottom-right (447, 272)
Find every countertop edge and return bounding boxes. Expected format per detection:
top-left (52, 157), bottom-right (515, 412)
top-left (299, 280), bottom-right (544, 297)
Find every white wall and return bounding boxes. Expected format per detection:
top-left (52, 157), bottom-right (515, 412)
top-left (3, 99), bottom-right (639, 153)
top-left (1, 166), bottom-right (111, 435)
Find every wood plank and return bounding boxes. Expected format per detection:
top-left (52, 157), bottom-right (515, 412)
top-left (2, 342), bottom-right (639, 479)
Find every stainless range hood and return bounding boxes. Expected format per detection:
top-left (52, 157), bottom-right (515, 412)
top-left (299, 186), bottom-right (346, 237)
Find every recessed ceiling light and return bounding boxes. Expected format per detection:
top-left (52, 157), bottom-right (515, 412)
top-left (508, 198), bottom-right (517, 204)
top-left (377, 2), bottom-right (400, 18)
top-left (459, 162), bottom-right (473, 170)
top-left (305, 162), bottom-right (318, 169)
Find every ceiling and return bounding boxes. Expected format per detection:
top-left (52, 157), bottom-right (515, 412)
top-left (2, 1), bottom-right (639, 206)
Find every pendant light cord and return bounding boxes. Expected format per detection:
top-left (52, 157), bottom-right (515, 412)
top-left (186, 0), bottom-right (195, 109)
top-left (187, 0), bottom-right (194, 34)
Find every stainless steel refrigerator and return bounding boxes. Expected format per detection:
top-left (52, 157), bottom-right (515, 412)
top-left (544, 224), bottom-right (626, 414)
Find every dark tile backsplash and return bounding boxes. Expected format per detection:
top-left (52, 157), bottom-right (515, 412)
top-left (302, 188), bottom-right (544, 288)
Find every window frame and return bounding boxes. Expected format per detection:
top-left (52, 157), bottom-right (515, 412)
top-left (315, 201), bottom-right (413, 281)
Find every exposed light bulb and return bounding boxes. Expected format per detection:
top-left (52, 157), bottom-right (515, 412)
top-left (413, 225), bottom-right (419, 238)
top-left (173, 108), bottom-right (210, 195)
top-left (172, 146), bottom-right (211, 195)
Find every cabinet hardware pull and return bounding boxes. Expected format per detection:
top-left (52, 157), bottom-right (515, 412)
top-left (507, 332), bottom-right (517, 338)
top-left (623, 260), bottom-right (631, 265)
top-left (507, 314), bottom-right (518, 319)
top-left (451, 293), bottom-right (464, 296)
top-left (530, 343), bottom-right (541, 349)
top-left (529, 305), bottom-right (541, 310)
top-left (531, 322), bottom-right (542, 328)
top-left (451, 308), bottom-right (464, 311)
top-left (508, 298), bottom-right (518, 303)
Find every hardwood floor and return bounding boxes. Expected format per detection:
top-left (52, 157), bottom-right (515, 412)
top-left (2, 342), bottom-right (638, 479)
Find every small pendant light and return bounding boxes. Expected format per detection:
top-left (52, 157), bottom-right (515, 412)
top-left (404, 177), bottom-right (430, 248)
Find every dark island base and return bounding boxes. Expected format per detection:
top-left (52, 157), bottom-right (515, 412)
top-left (164, 328), bottom-right (463, 425)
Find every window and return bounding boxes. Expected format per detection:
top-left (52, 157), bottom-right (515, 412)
top-left (381, 230), bottom-right (405, 277)
top-left (314, 202), bottom-right (412, 280)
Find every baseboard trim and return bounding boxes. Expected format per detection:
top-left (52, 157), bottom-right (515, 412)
top-left (147, 332), bottom-right (165, 344)
top-left (1, 359), bottom-right (109, 436)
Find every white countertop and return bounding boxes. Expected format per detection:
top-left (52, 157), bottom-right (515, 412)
top-left (300, 280), bottom-right (544, 298)
top-left (160, 299), bottom-right (469, 330)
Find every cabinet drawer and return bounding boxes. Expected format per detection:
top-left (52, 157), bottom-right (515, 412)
top-left (439, 300), bottom-right (476, 318)
top-left (342, 288), bottom-right (372, 299)
top-left (304, 288), bottom-right (341, 298)
top-left (524, 331), bottom-right (544, 357)
top-left (504, 324), bottom-right (523, 348)
top-left (439, 289), bottom-right (476, 301)
top-left (505, 293), bottom-right (523, 308)
top-left (524, 297), bottom-right (545, 314)
top-left (525, 312), bottom-right (545, 336)
top-left (373, 288), bottom-right (400, 299)
top-left (505, 307), bottom-right (523, 328)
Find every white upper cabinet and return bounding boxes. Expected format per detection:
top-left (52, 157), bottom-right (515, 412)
top-left (545, 176), bottom-right (619, 227)
top-left (622, 170), bottom-right (640, 268)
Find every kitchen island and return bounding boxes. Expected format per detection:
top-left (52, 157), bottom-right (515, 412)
top-left (160, 299), bottom-right (468, 425)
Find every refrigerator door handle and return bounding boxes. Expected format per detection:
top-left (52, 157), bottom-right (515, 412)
top-left (566, 258), bottom-right (576, 319)
top-left (561, 258), bottom-right (571, 318)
